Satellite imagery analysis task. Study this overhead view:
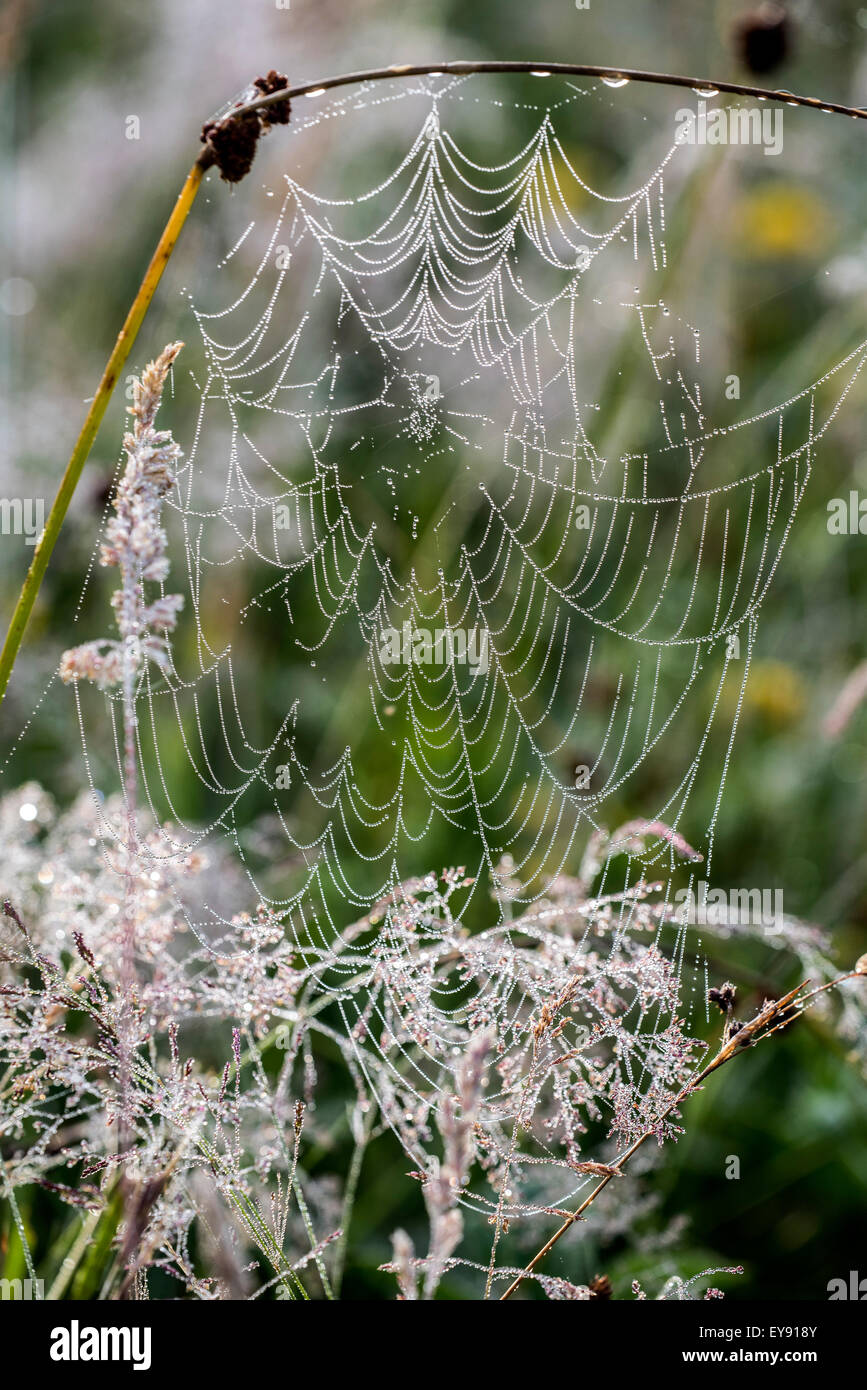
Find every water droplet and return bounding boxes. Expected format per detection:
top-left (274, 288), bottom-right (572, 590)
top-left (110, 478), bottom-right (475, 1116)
top-left (601, 75), bottom-right (630, 88)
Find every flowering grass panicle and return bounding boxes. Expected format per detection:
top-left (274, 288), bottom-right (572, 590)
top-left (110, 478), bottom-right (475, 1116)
top-left (59, 341), bottom-right (184, 690)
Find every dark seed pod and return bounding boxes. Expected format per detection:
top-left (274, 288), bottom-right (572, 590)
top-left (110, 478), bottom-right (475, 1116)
top-left (708, 982), bottom-right (737, 1011)
top-left (254, 70), bottom-right (291, 129)
top-left (200, 72), bottom-right (291, 182)
top-left (589, 1273), bottom-right (612, 1299)
top-left (733, 4), bottom-right (791, 75)
top-left (201, 109), bottom-right (261, 184)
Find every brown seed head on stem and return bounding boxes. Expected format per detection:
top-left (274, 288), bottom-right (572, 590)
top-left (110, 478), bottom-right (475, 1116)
top-left (200, 71), bottom-right (291, 183)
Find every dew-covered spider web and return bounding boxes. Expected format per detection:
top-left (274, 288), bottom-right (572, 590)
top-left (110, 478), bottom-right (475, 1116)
top-left (9, 73), bottom-right (867, 1229)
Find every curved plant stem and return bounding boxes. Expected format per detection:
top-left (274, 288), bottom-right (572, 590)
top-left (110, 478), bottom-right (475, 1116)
top-left (0, 155), bottom-right (209, 706)
top-left (333, 1100), bottom-right (376, 1298)
top-left (237, 61), bottom-right (867, 124)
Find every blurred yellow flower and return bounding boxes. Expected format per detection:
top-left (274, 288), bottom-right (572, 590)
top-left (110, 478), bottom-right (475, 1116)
top-left (733, 183), bottom-right (831, 260)
top-left (551, 145), bottom-right (591, 212)
top-left (719, 659), bottom-right (806, 728)
top-left (744, 661), bottom-right (807, 726)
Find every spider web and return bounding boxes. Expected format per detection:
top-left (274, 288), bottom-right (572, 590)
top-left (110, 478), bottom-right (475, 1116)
top-left (12, 74), bottom-right (867, 1222)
